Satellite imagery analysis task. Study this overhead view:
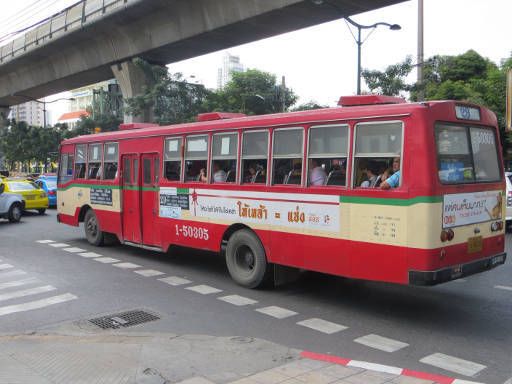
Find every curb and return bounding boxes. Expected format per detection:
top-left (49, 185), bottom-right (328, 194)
top-left (300, 351), bottom-right (484, 384)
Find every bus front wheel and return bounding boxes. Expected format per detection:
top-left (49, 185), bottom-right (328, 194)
top-left (226, 229), bottom-right (271, 289)
top-left (84, 209), bottom-right (104, 246)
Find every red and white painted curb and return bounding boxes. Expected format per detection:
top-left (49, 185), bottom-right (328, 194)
top-left (300, 351), bottom-right (484, 384)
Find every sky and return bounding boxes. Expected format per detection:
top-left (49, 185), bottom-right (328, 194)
top-left (1, 0), bottom-right (511, 123)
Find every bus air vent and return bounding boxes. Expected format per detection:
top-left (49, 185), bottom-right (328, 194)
top-left (338, 95), bottom-right (406, 107)
top-left (196, 112), bottom-right (246, 122)
top-left (118, 123), bottom-right (159, 130)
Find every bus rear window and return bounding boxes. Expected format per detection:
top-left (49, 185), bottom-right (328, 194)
top-left (436, 124), bottom-right (500, 184)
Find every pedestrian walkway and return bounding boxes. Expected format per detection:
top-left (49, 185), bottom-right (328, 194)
top-left (0, 332), bottom-right (485, 384)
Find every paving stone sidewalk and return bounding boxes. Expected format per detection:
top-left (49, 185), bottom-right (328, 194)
top-left (0, 332), bottom-right (441, 384)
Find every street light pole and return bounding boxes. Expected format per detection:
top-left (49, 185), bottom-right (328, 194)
top-left (344, 17), bottom-right (401, 95)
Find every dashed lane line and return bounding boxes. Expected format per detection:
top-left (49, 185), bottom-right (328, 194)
top-left (93, 257), bottom-right (120, 264)
top-left (0, 293), bottom-right (77, 317)
top-left (0, 264), bottom-right (14, 271)
top-left (185, 285), bottom-right (223, 295)
top-left (78, 252), bottom-right (103, 258)
top-left (494, 285), bottom-right (512, 291)
top-left (0, 278), bottom-right (38, 291)
top-left (158, 276), bottom-right (192, 286)
top-left (63, 247), bottom-right (87, 253)
top-left (48, 243), bottom-right (70, 248)
top-left (218, 295), bottom-right (258, 306)
top-left (113, 262), bottom-right (142, 269)
top-left (255, 306), bottom-right (298, 319)
top-left (354, 334), bottom-right (409, 352)
top-left (347, 360), bottom-right (402, 375)
top-left (36, 240), bottom-right (55, 244)
top-left (0, 270), bottom-right (27, 279)
top-left (420, 353), bottom-right (487, 377)
top-left (296, 318), bottom-right (348, 334)
top-left (134, 269), bottom-right (165, 277)
top-left (0, 285), bottom-right (56, 303)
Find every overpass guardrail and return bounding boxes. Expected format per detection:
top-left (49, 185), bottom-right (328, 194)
top-left (0, 0), bottom-right (133, 64)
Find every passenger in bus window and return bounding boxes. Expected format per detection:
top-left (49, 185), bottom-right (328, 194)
top-left (198, 168), bottom-right (207, 182)
top-left (309, 159), bottom-right (327, 186)
top-left (244, 162), bottom-right (266, 183)
top-left (212, 162), bottom-right (227, 183)
top-left (381, 156), bottom-right (401, 189)
top-left (360, 161), bottom-right (379, 188)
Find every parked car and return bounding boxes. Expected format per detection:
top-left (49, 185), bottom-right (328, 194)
top-left (0, 178), bottom-right (49, 214)
top-left (506, 172), bottom-right (512, 228)
top-left (35, 174), bottom-right (57, 208)
top-left (0, 183), bottom-right (24, 222)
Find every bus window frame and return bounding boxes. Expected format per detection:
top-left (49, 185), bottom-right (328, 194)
top-left (306, 123), bottom-right (350, 188)
top-left (211, 131), bottom-right (239, 184)
top-left (271, 126), bottom-right (304, 187)
top-left (352, 120), bottom-right (404, 189)
top-left (87, 142), bottom-right (103, 181)
top-left (74, 143), bottom-right (87, 180)
top-left (103, 142), bottom-right (119, 181)
top-left (164, 135), bottom-right (184, 182)
top-left (184, 134), bottom-right (210, 183)
top-left (241, 129), bottom-right (270, 186)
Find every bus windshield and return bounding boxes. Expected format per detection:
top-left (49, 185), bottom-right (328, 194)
top-left (436, 123), bottom-right (501, 184)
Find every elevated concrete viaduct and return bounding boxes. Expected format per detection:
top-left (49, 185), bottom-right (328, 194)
top-left (0, 0), bottom-right (405, 121)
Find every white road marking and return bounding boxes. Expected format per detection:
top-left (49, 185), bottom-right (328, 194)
top-left (296, 318), bottom-right (348, 334)
top-left (255, 306), bottom-right (298, 319)
top-left (78, 252), bottom-right (103, 258)
top-left (0, 278), bottom-right (38, 291)
top-left (452, 380), bottom-right (485, 384)
top-left (158, 276), bottom-right (192, 286)
top-left (185, 285), bottom-right (223, 295)
top-left (63, 247), bottom-right (87, 253)
top-left (218, 295), bottom-right (258, 306)
top-left (453, 278), bottom-right (467, 283)
top-left (134, 269), bottom-right (165, 277)
top-left (354, 334), bottom-right (409, 352)
top-left (347, 360), bottom-right (402, 375)
top-left (494, 285), bottom-right (512, 291)
top-left (0, 264), bottom-right (14, 271)
top-left (36, 240), bottom-right (55, 244)
top-left (0, 293), bottom-right (77, 317)
top-left (0, 270), bottom-right (27, 279)
top-left (0, 285), bottom-right (56, 302)
top-left (93, 257), bottom-right (120, 264)
top-left (420, 353), bottom-right (486, 377)
top-left (49, 243), bottom-right (70, 248)
top-left (113, 262), bottom-right (142, 269)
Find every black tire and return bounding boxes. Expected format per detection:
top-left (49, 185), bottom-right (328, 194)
top-left (84, 209), bottom-right (104, 246)
top-left (37, 208), bottom-right (46, 215)
top-left (7, 203), bottom-right (22, 223)
top-left (225, 229), bottom-right (272, 288)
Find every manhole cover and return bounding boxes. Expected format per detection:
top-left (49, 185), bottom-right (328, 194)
top-left (89, 309), bottom-right (160, 329)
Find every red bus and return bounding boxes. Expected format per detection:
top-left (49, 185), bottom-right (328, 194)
top-left (57, 95), bottom-right (506, 288)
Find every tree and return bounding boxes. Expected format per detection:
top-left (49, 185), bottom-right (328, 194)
top-left (206, 70), bottom-right (297, 115)
top-left (124, 58), bottom-right (211, 125)
top-left (290, 101), bottom-right (329, 111)
top-left (361, 56), bottom-right (413, 96)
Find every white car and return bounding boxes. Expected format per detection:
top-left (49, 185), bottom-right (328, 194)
top-left (506, 172), bottom-right (512, 227)
top-left (0, 183), bottom-right (24, 223)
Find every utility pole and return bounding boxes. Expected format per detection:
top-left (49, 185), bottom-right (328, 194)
top-left (281, 76), bottom-right (286, 112)
top-left (417, 0), bottom-right (424, 101)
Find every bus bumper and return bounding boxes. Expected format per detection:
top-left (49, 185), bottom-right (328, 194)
top-left (408, 252), bottom-right (506, 286)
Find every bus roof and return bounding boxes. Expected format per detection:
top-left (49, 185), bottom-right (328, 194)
top-left (61, 99), bottom-right (496, 145)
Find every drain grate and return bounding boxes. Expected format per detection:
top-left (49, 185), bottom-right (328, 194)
top-left (89, 309), bottom-right (160, 329)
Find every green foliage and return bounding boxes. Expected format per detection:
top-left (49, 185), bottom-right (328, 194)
top-left (362, 56), bottom-right (413, 96)
top-left (291, 101), bottom-right (329, 111)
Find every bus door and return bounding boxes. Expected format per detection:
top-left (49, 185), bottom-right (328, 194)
top-left (141, 153), bottom-right (161, 246)
top-left (122, 154), bottom-right (141, 243)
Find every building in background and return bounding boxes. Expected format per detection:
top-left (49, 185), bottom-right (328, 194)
top-left (217, 52), bottom-right (244, 89)
top-left (69, 79), bottom-right (119, 113)
top-left (57, 110), bottom-right (90, 129)
top-left (10, 100), bottom-right (47, 126)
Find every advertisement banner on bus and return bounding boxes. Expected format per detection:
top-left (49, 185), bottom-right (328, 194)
top-left (442, 190), bottom-right (503, 228)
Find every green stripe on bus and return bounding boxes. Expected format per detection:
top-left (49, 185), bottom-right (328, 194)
top-left (339, 195), bottom-right (443, 206)
top-left (177, 188), bottom-right (189, 194)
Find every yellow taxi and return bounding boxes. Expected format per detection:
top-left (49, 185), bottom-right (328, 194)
top-left (1, 178), bottom-right (49, 214)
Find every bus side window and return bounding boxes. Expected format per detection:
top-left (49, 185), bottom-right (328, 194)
top-left (185, 135), bottom-right (208, 182)
top-left (212, 133), bottom-right (237, 183)
top-left (164, 137), bottom-right (182, 181)
top-left (87, 143), bottom-right (102, 180)
top-left (272, 128), bottom-right (303, 185)
top-left (75, 144), bottom-right (86, 179)
top-left (103, 143), bottom-right (118, 180)
top-left (353, 121), bottom-right (403, 189)
top-left (242, 130), bottom-right (268, 184)
top-left (308, 124), bottom-right (348, 186)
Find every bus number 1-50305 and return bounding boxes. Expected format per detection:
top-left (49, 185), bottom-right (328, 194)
top-left (175, 224), bottom-right (209, 240)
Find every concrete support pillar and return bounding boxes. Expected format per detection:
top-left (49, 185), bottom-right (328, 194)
top-left (111, 60), bottom-right (156, 124)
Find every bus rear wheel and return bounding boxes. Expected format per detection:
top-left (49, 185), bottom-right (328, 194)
top-left (84, 209), bottom-right (104, 246)
top-left (226, 229), bottom-right (271, 288)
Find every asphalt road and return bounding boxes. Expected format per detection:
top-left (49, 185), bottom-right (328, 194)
top-left (0, 210), bottom-right (511, 383)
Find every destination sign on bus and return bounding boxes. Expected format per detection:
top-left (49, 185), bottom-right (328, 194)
top-left (455, 105), bottom-right (480, 121)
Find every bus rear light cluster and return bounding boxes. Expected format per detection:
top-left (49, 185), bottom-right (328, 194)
top-left (491, 221), bottom-right (503, 232)
top-left (440, 229), bottom-right (454, 242)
